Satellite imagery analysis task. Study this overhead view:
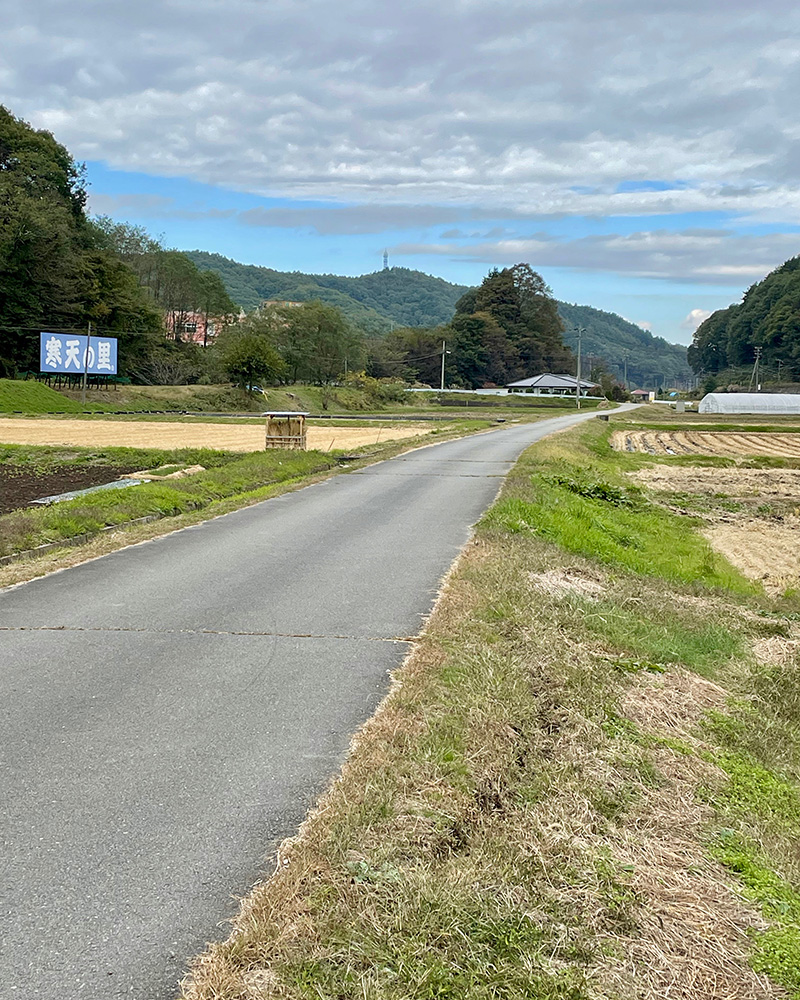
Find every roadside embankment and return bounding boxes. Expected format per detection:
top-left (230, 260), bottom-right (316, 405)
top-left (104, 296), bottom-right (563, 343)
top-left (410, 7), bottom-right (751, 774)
top-left (182, 418), bottom-right (800, 1000)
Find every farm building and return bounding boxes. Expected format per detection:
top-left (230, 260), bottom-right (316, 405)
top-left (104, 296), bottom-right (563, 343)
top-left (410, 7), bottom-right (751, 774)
top-left (506, 373), bottom-right (599, 396)
top-left (699, 392), bottom-right (800, 414)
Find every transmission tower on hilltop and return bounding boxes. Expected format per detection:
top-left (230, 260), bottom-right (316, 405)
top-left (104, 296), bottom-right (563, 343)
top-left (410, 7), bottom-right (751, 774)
top-left (383, 249), bottom-right (389, 270)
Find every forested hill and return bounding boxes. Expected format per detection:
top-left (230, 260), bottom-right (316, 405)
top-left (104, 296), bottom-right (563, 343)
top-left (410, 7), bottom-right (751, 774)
top-left (187, 251), bottom-right (688, 386)
top-left (689, 255), bottom-right (800, 378)
top-left (185, 252), bottom-right (468, 330)
top-left (557, 303), bottom-right (691, 386)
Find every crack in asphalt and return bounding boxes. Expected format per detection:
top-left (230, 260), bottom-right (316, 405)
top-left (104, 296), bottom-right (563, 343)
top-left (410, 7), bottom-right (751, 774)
top-left (0, 624), bottom-right (418, 642)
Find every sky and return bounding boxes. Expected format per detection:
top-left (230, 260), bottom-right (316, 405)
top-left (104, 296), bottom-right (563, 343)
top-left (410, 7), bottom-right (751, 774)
top-left (4, 0), bottom-right (800, 346)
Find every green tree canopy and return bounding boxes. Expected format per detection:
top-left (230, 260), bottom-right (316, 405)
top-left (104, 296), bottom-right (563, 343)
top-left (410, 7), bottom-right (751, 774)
top-left (92, 217), bottom-right (237, 342)
top-left (689, 256), bottom-right (800, 379)
top-left (380, 327), bottom-right (445, 386)
top-left (0, 106), bottom-right (166, 376)
top-left (449, 263), bottom-right (572, 387)
top-left (269, 301), bottom-right (364, 384)
top-left (215, 326), bottom-right (286, 391)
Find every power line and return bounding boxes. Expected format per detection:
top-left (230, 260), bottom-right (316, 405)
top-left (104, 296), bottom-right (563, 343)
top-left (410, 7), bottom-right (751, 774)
top-left (371, 348), bottom-right (448, 368)
top-left (0, 323), bottom-right (133, 336)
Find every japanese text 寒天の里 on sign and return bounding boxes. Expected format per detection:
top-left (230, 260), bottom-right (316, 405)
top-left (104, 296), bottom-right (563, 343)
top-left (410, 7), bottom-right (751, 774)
top-left (40, 333), bottom-right (118, 375)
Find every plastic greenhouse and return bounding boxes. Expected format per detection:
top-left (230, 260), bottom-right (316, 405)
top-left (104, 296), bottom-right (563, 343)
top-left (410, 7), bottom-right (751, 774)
top-left (699, 393), bottom-right (800, 414)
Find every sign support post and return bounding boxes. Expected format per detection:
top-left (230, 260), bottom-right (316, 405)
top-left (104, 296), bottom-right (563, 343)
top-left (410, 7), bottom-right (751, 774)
top-left (81, 321), bottom-right (91, 407)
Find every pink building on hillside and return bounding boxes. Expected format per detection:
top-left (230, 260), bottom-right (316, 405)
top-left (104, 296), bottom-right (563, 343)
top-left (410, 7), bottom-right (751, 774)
top-left (164, 310), bottom-right (244, 346)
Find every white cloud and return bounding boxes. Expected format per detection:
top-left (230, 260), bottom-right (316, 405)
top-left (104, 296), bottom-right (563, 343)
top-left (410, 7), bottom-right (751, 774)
top-left (681, 308), bottom-right (713, 330)
top-left (624, 317), bottom-right (653, 331)
top-left (2, 0), bottom-right (800, 223)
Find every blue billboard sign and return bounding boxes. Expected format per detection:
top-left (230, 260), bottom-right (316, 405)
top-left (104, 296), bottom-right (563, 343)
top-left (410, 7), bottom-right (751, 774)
top-left (40, 333), bottom-right (118, 375)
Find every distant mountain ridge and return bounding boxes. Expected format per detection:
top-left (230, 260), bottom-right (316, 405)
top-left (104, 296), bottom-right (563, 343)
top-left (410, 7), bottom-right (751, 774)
top-left (187, 251), bottom-right (689, 387)
top-left (557, 302), bottom-right (691, 387)
top-left (185, 251), bottom-right (466, 331)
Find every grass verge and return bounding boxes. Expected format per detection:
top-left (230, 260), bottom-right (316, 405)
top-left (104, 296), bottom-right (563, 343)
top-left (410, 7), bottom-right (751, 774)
top-left (182, 417), bottom-right (800, 999)
top-left (3, 377), bottom-right (613, 417)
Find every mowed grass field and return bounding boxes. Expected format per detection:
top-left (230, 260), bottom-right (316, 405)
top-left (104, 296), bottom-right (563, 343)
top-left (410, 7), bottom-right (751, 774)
top-left (0, 417), bottom-right (433, 451)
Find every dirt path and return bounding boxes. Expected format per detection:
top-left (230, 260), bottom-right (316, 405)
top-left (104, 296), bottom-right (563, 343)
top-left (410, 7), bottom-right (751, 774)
top-left (0, 418), bottom-right (432, 452)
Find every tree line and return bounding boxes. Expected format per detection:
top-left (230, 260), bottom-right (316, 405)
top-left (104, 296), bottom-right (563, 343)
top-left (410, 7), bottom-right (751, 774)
top-left (1, 103), bottom-right (620, 396)
top-left (688, 255), bottom-right (800, 383)
top-left (0, 105), bottom-right (241, 382)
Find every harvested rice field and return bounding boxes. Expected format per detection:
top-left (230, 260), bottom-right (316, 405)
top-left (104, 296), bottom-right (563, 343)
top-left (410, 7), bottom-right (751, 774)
top-left (0, 417), bottom-right (432, 452)
top-left (612, 429), bottom-right (800, 457)
top-left (629, 462), bottom-right (800, 593)
top-left (632, 463), bottom-right (800, 497)
top-left (704, 520), bottom-right (800, 593)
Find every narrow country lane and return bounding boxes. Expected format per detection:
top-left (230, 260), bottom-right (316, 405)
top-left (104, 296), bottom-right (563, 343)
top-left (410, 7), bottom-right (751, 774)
top-left (0, 410), bottom-right (617, 999)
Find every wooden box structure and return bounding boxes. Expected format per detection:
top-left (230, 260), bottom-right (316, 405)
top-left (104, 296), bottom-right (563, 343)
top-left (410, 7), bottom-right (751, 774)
top-left (264, 411), bottom-right (309, 450)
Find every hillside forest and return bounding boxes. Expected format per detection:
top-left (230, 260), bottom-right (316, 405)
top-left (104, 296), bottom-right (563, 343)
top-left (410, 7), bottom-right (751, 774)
top-left (689, 256), bottom-right (800, 386)
top-left (0, 103), bottom-right (689, 392)
top-left (190, 251), bottom-right (691, 389)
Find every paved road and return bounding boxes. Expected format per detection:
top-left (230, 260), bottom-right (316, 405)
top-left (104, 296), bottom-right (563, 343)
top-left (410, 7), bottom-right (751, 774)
top-left (1, 410), bottom-right (611, 998)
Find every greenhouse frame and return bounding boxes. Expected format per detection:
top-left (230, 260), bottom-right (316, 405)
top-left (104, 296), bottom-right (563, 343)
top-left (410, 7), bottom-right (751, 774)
top-left (699, 393), bottom-right (800, 414)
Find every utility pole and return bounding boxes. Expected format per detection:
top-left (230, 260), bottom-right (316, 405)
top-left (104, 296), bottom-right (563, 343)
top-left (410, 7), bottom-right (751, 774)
top-left (749, 347), bottom-right (763, 392)
top-left (574, 326), bottom-right (584, 410)
top-left (440, 340), bottom-right (447, 391)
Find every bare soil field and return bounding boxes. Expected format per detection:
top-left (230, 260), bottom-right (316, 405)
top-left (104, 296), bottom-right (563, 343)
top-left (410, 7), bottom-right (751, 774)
top-left (0, 464), bottom-right (137, 514)
top-left (630, 462), bottom-right (800, 593)
top-left (612, 429), bottom-right (800, 457)
top-left (0, 417), bottom-right (432, 452)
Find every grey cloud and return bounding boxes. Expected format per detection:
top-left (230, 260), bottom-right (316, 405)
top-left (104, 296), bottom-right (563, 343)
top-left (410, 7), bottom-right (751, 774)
top-left (86, 192), bottom-right (236, 221)
top-left (439, 226), bottom-right (512, 239)
top-left (5, 0), bottom-right (800, 224)
top-left (390, 229), bottom-right (800, 285)
top-left (87, 193), bottom-right (174, 214)
top-left (237, 204), bottom-right (468, 234)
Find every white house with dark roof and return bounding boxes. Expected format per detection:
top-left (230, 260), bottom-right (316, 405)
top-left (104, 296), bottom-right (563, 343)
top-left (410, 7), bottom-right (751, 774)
top-left (506, 373), bottom-right (599, 396)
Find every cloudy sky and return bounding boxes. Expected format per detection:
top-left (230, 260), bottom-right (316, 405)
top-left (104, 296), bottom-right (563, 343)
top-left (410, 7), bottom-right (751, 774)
top-left (4, 0), bottom-right (800, 344)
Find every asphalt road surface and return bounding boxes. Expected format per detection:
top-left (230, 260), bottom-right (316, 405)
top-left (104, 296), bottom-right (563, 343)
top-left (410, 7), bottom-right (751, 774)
top-left (1, 409), bottom-right (612, 998)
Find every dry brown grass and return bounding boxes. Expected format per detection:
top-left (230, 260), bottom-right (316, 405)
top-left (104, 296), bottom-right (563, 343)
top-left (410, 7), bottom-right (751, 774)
top-left (627, 463), bottom-right (800, 594)
top-left (606, 669), bottom-right (785, 999)
top-left (0, 417), bottom-right (432, 451)
top-left (179, 526), bottom-right (781, 1000)
top-left (528, 566), bottom-right (606, 600)
top-left (632, 464), bottom-right (800, 498)
top-left (704, 521), bottom-right (800, 594)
